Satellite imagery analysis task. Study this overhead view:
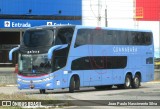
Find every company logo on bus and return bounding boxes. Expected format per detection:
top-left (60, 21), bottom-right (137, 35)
top-left (113, 47), bottom-right (138, 53)
top-left (27, 50), bottom-right (40, 54)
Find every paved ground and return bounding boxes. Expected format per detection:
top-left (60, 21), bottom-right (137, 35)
top-left (0, 82), bottom-right (160, 109)
top-left (0, 67), bottom-right (14, 75)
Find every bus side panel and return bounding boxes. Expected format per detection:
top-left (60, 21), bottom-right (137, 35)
top-left (51, 71), bottom-right (63, 89)
top-left (89, 70), bottom-right (101, 86)
top-left (62, 69), bottom-right (69, 88)
top-left (141, 45), bottom-right (154, 82)
top-left (141, 65), bottom-right (154, 82)
top-left (82, 70), bottom-right (91, 86)
top-left (99, 69), bottom-right (112, 85)
top-left (111, 69), bottom-right (125, 85)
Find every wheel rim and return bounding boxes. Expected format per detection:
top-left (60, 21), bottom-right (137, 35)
top-left (73, 81), bottom-right (75, 88)
top-left (134, 77), bottom-right (139, 86)
top-left (126, 77), bottom-right (131, 87)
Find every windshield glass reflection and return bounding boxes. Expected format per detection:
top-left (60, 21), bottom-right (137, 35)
top-left (18, 53), bottom-right (51, 75)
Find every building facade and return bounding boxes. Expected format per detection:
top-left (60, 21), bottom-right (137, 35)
top-left (0, 0), bottom-right (82, 66)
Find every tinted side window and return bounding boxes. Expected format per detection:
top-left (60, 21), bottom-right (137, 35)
top-left (71, 56), bottom-right (127, 70)
top-left (116, 31), bottom-right (128, 45)
top-left (75, 29), bottom-right (116, 47)
top-left (133, 32), bottom-right (145, 45)
top-left (75, 29), bottom-right (152, 47)
top-left (91, 30), bottom-right (104, 44)
top-left (127, 31), bottom-right (134, 45)
top-left (55, 28), bottom-right (74, 45)
top-left (71, 57), bottom-right (91, 70)
top-left (131, 32), bottom-right (152, 45)
top-left (52, 47), bottom-right (69, 71)
top-left (107, 56), bottom-right (127, 69)
top-left (104, 30), bottom-right (115, 45)
top-left (75, 29), bottom-right (90, 47)
top-left (144, 32), bottom-right (152, 45)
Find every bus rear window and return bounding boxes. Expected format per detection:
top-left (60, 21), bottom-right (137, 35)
top-left (23, 30), bottom-right (54, 47)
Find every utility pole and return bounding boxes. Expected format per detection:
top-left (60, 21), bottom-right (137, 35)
top-left (105, 7), bottom-right (108, 27)
top-left (133, 0), bottom-right (139, 29)
top-left (97, 0), bottom-right (101, 26)
top-left (159, 21), bottom-right (160, 57)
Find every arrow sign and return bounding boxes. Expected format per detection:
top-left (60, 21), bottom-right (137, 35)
top-left (47, 22), bottom-right (52, 26)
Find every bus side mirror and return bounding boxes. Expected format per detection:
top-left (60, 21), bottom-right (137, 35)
top-left (48, 44), bottom-right (68, 60)
top-left (9, 46), bottom-right (20, 61)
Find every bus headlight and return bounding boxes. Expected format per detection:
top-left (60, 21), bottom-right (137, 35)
top-left (42, 76), bottom-right (54, 82)
top-left (43, 78), bottom-right (50, 81)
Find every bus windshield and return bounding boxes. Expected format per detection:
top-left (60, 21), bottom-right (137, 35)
top-left (23, 29), bottom-right (54, 47)
top-left (18, 53), bottom-right (51, 75)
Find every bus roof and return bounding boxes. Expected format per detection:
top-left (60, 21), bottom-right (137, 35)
top-left (75, 25), bottom-right (152, 33)
top-left (26, 25), bottom-right (76, 31)
top-left (26, 25), bottom-right (152, 33)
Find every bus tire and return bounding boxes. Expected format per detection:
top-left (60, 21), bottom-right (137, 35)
top-left (75, 77), bottom-right (80, 90)
top-left (40, 89), bottom-right (45, 94)
top-left (69, 77), bottom-right (75, 93)
top-left (124, 74), bottom-right (132, 89)
top-left (132, 75), bottom-right (140, 89)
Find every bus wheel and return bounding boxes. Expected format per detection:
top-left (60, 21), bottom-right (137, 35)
top-left (69, 77), bottom-right (75, 93)
top-left (124, 74), bottom-right (132, 89)
top-left (132, 75), bottom-right (140, 89)
top-left (40, 89), bottom-right (45, 94)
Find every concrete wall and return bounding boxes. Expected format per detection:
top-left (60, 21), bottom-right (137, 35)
top-left (0, 74), bottom-right (16, 84)
top-left (154, 69), bottom-right (160, 80)
top-left (0, 68), bottom-right (16, 84)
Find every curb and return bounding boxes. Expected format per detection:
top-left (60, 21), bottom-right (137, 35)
top-left (6, 84), bottom-right (17, 87)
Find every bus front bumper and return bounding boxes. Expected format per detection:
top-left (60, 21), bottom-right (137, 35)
top-left (17, 81), bottom-right (54, 90)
